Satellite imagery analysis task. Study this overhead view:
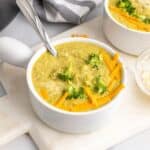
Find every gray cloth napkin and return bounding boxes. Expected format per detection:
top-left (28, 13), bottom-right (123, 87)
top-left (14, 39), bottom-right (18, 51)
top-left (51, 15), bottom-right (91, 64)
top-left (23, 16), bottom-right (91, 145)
top-left (18, 0), bottom-right (102, 24)
top-left (0, 0), bottom-right (19, 30)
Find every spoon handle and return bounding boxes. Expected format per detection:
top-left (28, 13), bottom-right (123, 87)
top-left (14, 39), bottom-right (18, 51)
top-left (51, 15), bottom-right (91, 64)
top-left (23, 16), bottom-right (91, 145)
top-left (16, 0), bottom-right (57, 56)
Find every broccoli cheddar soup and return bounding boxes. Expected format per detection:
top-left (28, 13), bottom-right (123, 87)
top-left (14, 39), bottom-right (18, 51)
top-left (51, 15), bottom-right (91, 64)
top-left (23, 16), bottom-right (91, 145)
top-left (109, 0), bottom-right (150, 32)
top-left (32, 42), bottom-right (124, 112)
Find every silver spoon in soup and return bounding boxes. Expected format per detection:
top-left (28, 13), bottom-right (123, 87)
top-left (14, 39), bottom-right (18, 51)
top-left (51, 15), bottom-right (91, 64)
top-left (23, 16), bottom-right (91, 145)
top-left (16, 0), bottom-right (57, 56)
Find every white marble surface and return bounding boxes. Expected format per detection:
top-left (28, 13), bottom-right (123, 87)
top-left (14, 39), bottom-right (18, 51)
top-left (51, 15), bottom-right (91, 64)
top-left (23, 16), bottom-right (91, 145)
top-left (0, 135), bottom-right (37, 150)
top-left (1, 7), bottom-right (150, 150)
top-left (111, 129), bottom-right (150, 150)
top-left (2, 129), bottom-right (150, 150)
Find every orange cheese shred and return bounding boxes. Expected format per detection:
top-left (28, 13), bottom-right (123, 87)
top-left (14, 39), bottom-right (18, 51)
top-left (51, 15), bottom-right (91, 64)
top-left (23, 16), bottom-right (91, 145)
top-left (84, 87), bottom-right (98, 106)
top-left (71, 34), bottom-right (89, 38)
top-left (112, 53), bottom-right (119, 68)
top-left (110, 63), bottom-right (121, 80)
top-left (40, 88), bottom-right (49, 100)
top-left (110, 84), bottom-right (125, 99)
top-left (102, 51), bottom-right (113, 72)
top-left (109, 6), bottom-right (150, 32)
top-left (55, 92), bottom-right (68, 107)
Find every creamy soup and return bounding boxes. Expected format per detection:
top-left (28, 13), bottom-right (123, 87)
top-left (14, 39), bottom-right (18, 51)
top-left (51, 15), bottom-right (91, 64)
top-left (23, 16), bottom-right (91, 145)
top-left (32, 42), bottom-right (124, 112)
top-left (109, 0), bottom-right (150, 32)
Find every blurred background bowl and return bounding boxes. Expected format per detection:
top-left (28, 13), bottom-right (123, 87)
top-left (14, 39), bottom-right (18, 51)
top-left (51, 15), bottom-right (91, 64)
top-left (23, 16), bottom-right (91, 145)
top-left (102, 0), bottom-right (150, 56)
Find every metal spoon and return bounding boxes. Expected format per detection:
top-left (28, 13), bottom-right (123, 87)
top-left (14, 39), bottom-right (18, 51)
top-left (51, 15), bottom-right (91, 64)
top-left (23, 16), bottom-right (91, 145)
top-left (16, 0), bottom-right (57, 56)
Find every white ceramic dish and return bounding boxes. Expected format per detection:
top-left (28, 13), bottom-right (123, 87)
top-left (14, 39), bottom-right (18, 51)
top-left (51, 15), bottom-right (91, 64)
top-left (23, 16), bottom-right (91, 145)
top-left (102, 0), bottom-right (150, 56)
top-left (0, 37), bottom-right (126, 133)
top-left (135, 49), bottom-right (150, 96)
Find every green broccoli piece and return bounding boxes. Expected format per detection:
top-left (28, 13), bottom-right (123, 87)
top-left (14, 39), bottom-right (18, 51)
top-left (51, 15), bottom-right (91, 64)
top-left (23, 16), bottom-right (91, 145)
top-left (93, 76), bottom-right (107, 95)
top-left (126, 5), bottom-right (135, 15)
top-left (86, 53), bottom-right (101, 68)
top-left (67, 86), bottom-right (86, 99)
top-left (57, 67), bottom-right (73, 81)
top-left (116, 0), bottom-right (130, 8)
top-left (116, 0), bottom-right (135, 15)
top-left (143, 18), bottom-right (150, 24)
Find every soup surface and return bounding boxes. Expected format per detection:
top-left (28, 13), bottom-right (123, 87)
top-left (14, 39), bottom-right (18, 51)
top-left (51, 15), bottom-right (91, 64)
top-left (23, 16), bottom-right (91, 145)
top-left (32, 42), bottom-right (124, 112)
top-left (109, 0), bottom-right (150, 32)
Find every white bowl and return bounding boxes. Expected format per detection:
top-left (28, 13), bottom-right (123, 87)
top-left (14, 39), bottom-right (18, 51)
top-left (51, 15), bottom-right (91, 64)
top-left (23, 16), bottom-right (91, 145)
top-left (0, 37), bottom-right (126, 133)
top-left (27, 37), bottom-right (126, 133)
top-left (135, 49), bottom-right (150, 96)
top-left (102, 0), bottom-right (150, 56)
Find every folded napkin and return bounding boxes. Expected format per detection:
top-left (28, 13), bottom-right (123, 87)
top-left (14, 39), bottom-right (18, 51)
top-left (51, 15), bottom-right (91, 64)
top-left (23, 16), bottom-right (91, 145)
top-left (18, 0), bottom-right (102, 24)
top-left (0, 0), bottom-right (19, 30)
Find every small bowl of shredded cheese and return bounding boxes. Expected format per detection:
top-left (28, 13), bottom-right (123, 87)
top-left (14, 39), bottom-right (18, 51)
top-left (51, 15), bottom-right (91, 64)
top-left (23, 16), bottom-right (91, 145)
top-left (135, 49), bottom-right (150, 96)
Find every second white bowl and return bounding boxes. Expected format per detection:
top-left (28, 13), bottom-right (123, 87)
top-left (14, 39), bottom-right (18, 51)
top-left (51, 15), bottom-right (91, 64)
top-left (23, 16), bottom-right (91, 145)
top-left (102, 0), bottom-right (150, 56)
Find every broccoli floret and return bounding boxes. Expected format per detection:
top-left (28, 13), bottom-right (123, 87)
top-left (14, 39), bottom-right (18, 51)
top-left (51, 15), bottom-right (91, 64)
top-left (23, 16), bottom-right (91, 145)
top-left (126, 5), bottom-right (135, 14)
top-left (116, 0), bottom-right (135, 15)
top-left (67, 86), bottom-right (86, 99)
top-left (86, 53), bottom-right (101, 69)
top-left (93, 76), bottom-right (107, 95)
top-left (143, 18), bottom-right (150, 24)
top-left (57, 67), bottom-right (73, 81)
top-left (116, 0), bottom-right (130, 8)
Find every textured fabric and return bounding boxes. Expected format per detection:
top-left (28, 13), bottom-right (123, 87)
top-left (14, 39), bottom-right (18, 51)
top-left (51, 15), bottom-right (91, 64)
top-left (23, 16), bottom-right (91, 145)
top-left (0, 0), bottom-right (19, 30)
top-left (20, 0), bottom-right (102, 24)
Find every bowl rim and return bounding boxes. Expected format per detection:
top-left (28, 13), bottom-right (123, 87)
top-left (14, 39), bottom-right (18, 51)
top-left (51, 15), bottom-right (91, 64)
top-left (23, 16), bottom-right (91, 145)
top-left (27, 37), bottom-right (126, 116)
top-left (104, 0), bottom-right (150, 35)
